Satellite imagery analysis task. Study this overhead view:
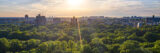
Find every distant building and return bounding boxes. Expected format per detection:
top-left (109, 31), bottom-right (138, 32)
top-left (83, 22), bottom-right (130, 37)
top-left (145, 15), bottom-right (160, 25)
top-left (46, 18), bottom-right (54, 24)
top-left (25, 14), bottom-right (29, 24)
top-left (53, 18), bottom-right (61, 24)
top-left (60, 18), bottom-right (71, 22)
top-left (89, 16), bottom-right (105, 19)
top-left (71, 16), bottom-right (78, 26)
top-left (25, 14), bottom-right (29, 19)
top-left (0, 17), bottom-right (25, 24)
top-left (153, 15), bottom-right (155, 18)
top-left (99, 16), bottom-right (105, 18)
top-left (121, 15), bottom-right (160, 27)
top-left (35, 14), bottom-right (46, 25)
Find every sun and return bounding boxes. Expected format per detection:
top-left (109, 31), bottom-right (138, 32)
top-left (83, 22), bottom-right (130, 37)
top-left (67, 0), bottom-right (83, 6)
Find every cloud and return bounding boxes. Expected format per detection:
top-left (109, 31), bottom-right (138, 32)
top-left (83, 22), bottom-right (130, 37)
top-left (90, 0), bottom-right (160, 16)
top-left (0, 0), bottom-right (159, 17)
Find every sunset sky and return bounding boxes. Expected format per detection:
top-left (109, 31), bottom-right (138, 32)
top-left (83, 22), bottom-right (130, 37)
top-left (0, 0), bottom-right (160, 17)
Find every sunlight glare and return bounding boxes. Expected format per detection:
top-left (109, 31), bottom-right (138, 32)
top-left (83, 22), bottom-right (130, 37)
top-left (67, 0), bottom-right (83, 6)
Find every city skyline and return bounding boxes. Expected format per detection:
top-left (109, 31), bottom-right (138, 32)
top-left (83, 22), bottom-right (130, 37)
top-left (0, 0), bottom-right (160, 17)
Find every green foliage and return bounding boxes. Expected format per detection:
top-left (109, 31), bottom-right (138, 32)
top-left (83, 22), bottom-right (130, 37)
top-left (151, 40), bottom-right (160, 53)
top-left (90, 38), bottom-right (107, 53)
top-left (0, 38), bottom-right (10, 53)
top-left (107, 44), bottom-right (120, 53)
top-left (119, 40), bottom-right (152, 53)
top-left (26, 39), bottom-right (41, 50)
top-left (38, 42), bottom-right (49, 53)
top-left (10, 39), bottom-right (23, 52)
top-left (143, 32), bottom-right (160, 42)
top-left (82, 44), bottom-right (92, 53)
top-left (0, 22), bottom-right (160, 53)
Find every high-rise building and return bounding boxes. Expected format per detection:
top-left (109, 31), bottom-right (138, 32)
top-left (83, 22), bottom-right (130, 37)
top-left (35, 14), bottom-right (46, 25)
top-left (145, 15), bottom-right (160, 25)
top-left (25, 14), bottom-right (29, 19)
top-left (153, 15), bottom-right (155, 18)
top-left (25, 14), bottom-right (29, 24)
top-left (71, 16), bottom-right (78, 26)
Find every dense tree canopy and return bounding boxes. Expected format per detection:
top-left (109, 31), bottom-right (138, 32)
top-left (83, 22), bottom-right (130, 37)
top-left (0, 21), bottom-right (160, 53)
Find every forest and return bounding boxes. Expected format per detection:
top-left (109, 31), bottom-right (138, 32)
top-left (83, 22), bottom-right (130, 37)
top-left (0, 21), bottom-right (160, 53)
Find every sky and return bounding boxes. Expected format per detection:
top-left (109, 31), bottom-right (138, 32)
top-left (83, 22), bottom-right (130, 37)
top-left (0, 0), bottom-right (160, 17)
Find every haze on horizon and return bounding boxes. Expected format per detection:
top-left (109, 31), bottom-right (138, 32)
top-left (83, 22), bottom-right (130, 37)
top-left (0, 0), bottom-right (160, 17)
